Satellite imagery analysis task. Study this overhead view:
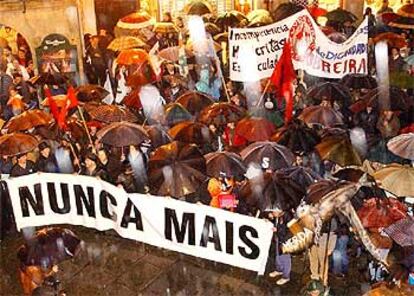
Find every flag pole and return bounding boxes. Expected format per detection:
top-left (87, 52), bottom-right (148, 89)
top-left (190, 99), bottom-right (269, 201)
top-left (77, 106), bottom-right (95, 154)
top-left (256, 79), bottom-right (271, 107)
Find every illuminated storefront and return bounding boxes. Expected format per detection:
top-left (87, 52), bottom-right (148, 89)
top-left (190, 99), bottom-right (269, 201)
top-left (157, 0), bottom-right (255, 19)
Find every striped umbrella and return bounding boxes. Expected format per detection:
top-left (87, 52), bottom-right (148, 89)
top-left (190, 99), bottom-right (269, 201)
top-left (107, 36), bottom-right (147, 51)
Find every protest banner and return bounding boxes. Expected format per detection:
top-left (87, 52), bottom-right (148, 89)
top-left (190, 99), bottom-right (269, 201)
top-left (2, 173), bottom-right (273, 274)
top-left (229, 10), bottom-right (368, 81)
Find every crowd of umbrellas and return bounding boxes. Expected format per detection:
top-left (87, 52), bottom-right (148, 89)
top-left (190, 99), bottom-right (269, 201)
top-left (2, 1), bottom-right (414, 295)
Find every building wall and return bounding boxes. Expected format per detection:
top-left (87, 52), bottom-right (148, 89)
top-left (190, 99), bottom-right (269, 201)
top-left (0, 0), bottom-right (86, 82)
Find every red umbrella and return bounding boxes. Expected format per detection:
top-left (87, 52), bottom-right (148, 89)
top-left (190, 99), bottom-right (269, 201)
top-left (122, 88), bottom-right (142, 110)
top-left (235, 117), bottom-right (276, 142)
top-left (116, 49), bottom-right (149, 66)
top-left (116, 11), bottom-right (155, 30)
top-left (357, 197), bottom-right (407, 229)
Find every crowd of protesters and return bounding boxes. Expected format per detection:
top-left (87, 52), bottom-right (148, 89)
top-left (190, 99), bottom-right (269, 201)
top-left (1, 1), bottom-right (414, 295)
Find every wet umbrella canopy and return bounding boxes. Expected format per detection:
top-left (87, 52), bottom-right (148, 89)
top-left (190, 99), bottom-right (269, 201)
top-left (17, 227), bottom-right (81, 267)
top-left (271, 119), bottom-right (320, 153)
top-left (204, 151), bottom-right (246, 178)
top-left (176, 91), bottom-right (214, 115)
top-left (241, 166), bottom-right (321, 211)
top-left (306, 82), bottom-right (352, 106)
top-left (271, 2), bottom-right (303, 22)
top-left (340, 74), bottom-right (378, 90)
top-left (75, 85), bottom-right (110, 102)
top-left (97, 122), bottom-right (149, 147)
top-left (240, 141), bottom-right (294, 171)
top-left (374, 165), bottom-right (414, 197)
top-left (387, 133), bottom-right (414, 160)
top-left (326, 8), bottom-right (357, 23)
top-left (5, 110), bottom-right (53, 132)
top-left (148, 141), bottom-right (207, 198)
top-left (88, 105), bottom-right (139, 123)
top-left (0, 133), bottom-right (39, 157)
top-left (316, 133), bottom-right (362, 167)
top-left (168, 121), bottom-right (212, 145)
top-left (235, 117), bottom-right (276, 142)
top-left (357, 197), bottom-right (407, 229)
top-left (299, 105), bottom-right (344, 128)
top-left (215, 11), bottom-right (247, 30)
top-left (164, 103), bottom-right (193, 126)
top-left (198, 103), bottom-right (245, 126)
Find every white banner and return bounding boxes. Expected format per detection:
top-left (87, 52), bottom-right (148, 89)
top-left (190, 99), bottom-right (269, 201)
top-left (229, 10), bottom-right (368, 81)
top-left (3, 173), bottom-right (273, 274)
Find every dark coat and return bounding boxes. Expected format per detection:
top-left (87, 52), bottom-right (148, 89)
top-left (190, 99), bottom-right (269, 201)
top-left (36, 154), bottom-right (59, 173)
top-left (10, 161), bottom-right (36, 177)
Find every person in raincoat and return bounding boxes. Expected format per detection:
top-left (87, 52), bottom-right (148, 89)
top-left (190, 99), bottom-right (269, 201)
top-left (207, 174), bottom-right (238, 211)
top-left (195, 64), bottom-right (221, 100)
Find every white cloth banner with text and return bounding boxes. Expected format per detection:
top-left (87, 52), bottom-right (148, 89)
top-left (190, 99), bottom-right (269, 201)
top-left (229, 10), bottom-right (368, 81)
top-left (3, 173), bottom-right (273, 274)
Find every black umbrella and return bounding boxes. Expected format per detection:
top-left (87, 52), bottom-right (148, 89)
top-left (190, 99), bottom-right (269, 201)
top-left (240, 141), bottom-right (294, 171)
top-left (144, 124), bottom-right (172, 148)
top-left (271, 119), bottom-right (320, 153)
top-left (148, 141), bottom-right (207, 198)
top-left (340, 74), bottom-right (378, 90)
top-left (272, 2), bottom-right (304, 22)
top-left (96, 122), bottom-right (149, 147)
top-left (239, 170), bottom-right (310, 212)
top-left (215, 10), bottom-right (247, 31)
top-left (306, 82), bottom-right (352, 106)
top-left (17, 227), bottom-right (81, 267)
top-left (204, 151), bottom-right (246, 178)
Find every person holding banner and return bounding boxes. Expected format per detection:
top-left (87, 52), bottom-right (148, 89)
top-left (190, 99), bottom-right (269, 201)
top-left (10, 153), bottom-right (36, 177)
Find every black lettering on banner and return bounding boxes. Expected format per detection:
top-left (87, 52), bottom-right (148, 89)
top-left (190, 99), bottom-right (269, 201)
top-left (232, 45), bottom-right (239, 58)
top-left (200, 216), bottom-right (222, 251)
top-left (47, 183), bottom-right (70, 214)
top-left (19, 184), bottom-right (44, 217)
top-left (99, 190), bottom-right (117, 220)
top-left (74, 185), bottom-right (95, 217)
top-left (120, 199), bottom-right (143, 230)
top-left (225, 221), bottom-right (234, 254)
top-left (164, 208), bottom-right (195, 245)
top-left (238, 225), bottom-right (260, 259)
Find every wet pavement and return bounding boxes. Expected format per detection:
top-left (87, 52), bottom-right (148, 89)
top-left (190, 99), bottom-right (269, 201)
top-left (1, 226), bottom-right (367, 295)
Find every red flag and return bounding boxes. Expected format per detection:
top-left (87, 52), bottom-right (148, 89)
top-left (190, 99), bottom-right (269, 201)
top-left (44, 88), bottom-right (60, 122)
top-left (66, 85), bottom-right (78, 109)
top-left (57, 103), bottom-right (68, 130)
top-left (270, 41), bottom-right (296, 122)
